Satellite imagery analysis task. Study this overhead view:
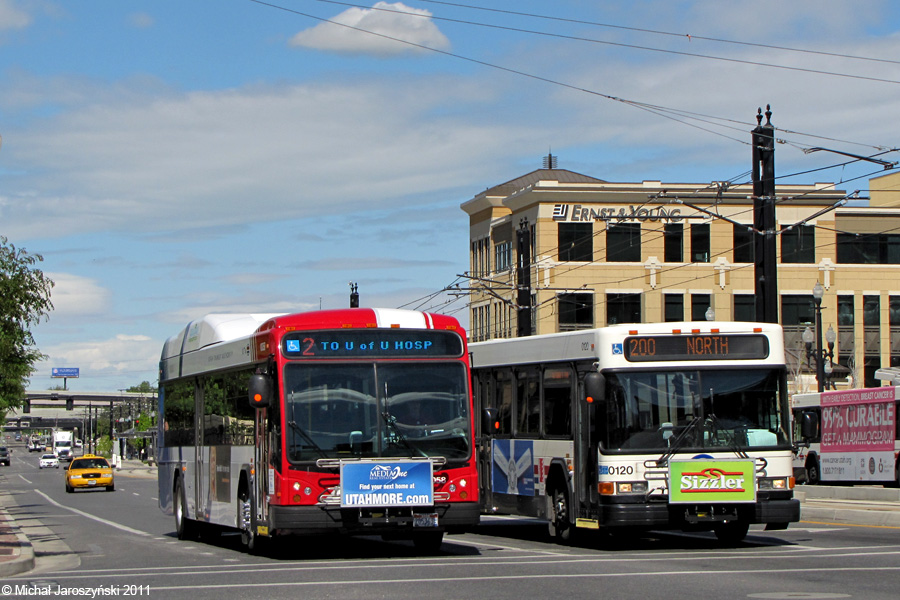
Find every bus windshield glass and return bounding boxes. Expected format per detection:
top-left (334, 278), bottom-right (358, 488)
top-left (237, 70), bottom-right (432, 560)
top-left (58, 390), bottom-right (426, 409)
top-left (604, 368), bottom-right (790, 452)
top-left (283, 362), bottom-right (471, 462)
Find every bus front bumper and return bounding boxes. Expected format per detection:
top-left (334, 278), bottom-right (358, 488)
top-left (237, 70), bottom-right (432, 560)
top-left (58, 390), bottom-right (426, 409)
top-left (268, 502), bottom-right (480, 536)
top-left (596, 498), bottom-right (801, 529)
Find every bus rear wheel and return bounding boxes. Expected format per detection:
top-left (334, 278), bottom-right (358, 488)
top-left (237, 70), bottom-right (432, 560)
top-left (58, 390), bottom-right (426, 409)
top-left (174, 478), bottom-right (196, 540)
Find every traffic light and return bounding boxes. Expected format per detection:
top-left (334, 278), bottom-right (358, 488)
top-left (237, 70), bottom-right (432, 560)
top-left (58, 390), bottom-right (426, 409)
top-left (65, 397), bottom-right (74, 411)
top-left (23, 399), bottom-right (30, 414)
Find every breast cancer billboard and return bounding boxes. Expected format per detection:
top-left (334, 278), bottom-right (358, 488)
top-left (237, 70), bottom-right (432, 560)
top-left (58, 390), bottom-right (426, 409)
top-left (819, 387), bottom-right (896, 481)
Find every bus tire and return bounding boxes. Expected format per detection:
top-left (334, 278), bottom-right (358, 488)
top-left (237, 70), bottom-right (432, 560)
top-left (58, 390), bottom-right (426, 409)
top-left (806, 456), bottom-right (821, 485)
top-left (238, 482), bottom-right (266, 554)
top-left (549, 485), bottom-right (573, 544)
top-left (713, 521), bottom-right (749, 544)
top-left (412, 532), bottom-right (444, 554)
top-left (174, 477), bottom-right (196, 540)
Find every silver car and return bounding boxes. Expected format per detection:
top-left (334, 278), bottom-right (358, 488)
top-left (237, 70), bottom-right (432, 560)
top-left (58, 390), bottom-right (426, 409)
top-left (39, 453), bottom-right (60, 469)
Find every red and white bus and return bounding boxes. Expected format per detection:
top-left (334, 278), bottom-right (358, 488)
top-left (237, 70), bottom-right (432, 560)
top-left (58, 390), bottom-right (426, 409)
top-left (792, 386), bottom-right (899, 487)
top-left (158, 308), bottom-right (479, 552)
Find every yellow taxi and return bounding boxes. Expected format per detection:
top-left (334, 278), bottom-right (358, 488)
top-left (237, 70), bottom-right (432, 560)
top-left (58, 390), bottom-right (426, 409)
top-left (65, 454), bottom-right (115, 493)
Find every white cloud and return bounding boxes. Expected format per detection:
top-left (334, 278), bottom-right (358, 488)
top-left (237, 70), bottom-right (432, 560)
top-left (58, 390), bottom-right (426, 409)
top-left (128, 12), bottom-right (155, 29)
top-left (46, 272), bottom-right (112, 317)
top-left (289, 2), bottom-right (450, 56)
top-left (38, 334), bottom-right (160, 383)
top-left (0, 0), bottom-right (31, 31)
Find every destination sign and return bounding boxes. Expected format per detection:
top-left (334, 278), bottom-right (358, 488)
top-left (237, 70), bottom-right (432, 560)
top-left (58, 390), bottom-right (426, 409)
top-left (282, 329), bottom-right (463, 359)
top-left (623, 334), bottom-right (769, 362)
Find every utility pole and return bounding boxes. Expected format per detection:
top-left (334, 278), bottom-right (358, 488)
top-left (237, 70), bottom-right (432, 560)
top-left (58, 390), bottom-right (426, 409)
top-left (752, 105), bottom-right (778, 323)
top-left (516, 218), bottom-right (532, 337)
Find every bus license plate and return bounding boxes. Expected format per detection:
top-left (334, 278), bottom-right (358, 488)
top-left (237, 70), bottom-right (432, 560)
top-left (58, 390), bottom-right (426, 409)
top-left (413, 513), bottom-right (439, 528)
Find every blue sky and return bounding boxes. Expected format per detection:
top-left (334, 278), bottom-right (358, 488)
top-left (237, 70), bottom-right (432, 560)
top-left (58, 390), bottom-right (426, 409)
top-left (2, 0), bottom-right (900, 392)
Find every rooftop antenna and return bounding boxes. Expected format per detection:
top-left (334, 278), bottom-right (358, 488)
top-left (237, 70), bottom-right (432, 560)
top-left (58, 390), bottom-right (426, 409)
top-left (349, 282), bottom-right (359, 308)
top-left (542, 150), bottom-right (557, 169)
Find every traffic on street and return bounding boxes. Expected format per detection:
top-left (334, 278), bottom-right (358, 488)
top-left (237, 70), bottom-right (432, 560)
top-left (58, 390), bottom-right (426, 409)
top-left (1, 438), bottom-right (899, 600)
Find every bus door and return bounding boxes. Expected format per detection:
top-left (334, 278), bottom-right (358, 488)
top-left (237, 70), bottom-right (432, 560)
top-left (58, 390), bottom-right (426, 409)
top-left (254, 406), bottom-right (270, 528)
top-left (473, 371), bottom-right (492, 510)
top-left (193, 378), bottom-right (206, 522)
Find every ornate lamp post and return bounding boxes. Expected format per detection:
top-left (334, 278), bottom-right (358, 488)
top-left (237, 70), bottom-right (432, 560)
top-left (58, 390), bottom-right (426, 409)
top-left (802, 282), bottom-right (836, 392)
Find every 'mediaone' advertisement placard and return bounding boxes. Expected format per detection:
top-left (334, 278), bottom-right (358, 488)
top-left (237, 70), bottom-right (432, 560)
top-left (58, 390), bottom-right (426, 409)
top-left (341, 461), bottom-right (434, 508)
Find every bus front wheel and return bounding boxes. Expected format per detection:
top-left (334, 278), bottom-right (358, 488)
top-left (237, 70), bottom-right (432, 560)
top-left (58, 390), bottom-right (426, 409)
top-left (549, 485), bottom-right (573, 544)
top-left (238, 488), bottom-right (266, 554)
top-left (713, 521), bottom-right (749, 544)
top-left (806, 457), bottom-right (821, 485)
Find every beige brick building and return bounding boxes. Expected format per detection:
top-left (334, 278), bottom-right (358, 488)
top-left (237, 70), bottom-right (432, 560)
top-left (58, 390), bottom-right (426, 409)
top-left (461, 166), bottom-right (900, 389)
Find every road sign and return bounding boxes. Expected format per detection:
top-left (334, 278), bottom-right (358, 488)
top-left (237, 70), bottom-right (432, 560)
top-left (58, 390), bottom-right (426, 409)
top-left (52, 368), bottom-right (80, 378)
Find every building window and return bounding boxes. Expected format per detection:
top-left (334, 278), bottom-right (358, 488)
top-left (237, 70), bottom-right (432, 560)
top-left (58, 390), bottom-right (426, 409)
top-left (838, 295), bottom-right (854, 357)
top-left (690, 294), bottom-right (711, 321)
top-left (494, 241), bottom-right (512, 272)
top-left (558, 293), bottom-right (593, 331)
top-left (734, 295), bottom-right (756, 322)
top-left (837, 232), bottom-right (900, 264)
top-left (664, 294), bottom-right (683, 322)
top-left (558, 223), bottom-right (593, 262)
top-left (606, 293), bottom-right (641, 325)
top-left (733, 225), bottom-right (754, 263)
top-left (691, 223), bottom-right (710, 263)
top-left (781, 225), bottom-right (815, 263)
top-left (606, 223), bottom-right (641, 262)
top-left (664, 224), bottom-right (683, 262)
top-left (781, 295), bottom-right (815, 327)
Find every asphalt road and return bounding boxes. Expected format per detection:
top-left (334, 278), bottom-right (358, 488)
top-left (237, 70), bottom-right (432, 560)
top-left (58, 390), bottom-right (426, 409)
top-left (1, 450), bottom-right (900, 600)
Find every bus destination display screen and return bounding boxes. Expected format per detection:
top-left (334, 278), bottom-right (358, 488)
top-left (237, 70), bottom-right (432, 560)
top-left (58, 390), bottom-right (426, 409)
top-left (282, 330), bottom-right (464, 359)
top-left (624, 334), bottom-right (769, 362)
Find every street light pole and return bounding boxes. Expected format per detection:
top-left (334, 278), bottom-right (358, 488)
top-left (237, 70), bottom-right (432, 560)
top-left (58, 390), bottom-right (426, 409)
top-left (803, 282), bottom-right (836, 393)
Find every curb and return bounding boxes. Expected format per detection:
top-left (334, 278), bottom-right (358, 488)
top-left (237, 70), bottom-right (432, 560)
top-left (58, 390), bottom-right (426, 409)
top-left (0, 506), bottom-right (35, 578)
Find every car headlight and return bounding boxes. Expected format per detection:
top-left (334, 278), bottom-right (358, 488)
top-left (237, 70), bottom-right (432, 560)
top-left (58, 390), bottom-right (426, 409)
top-left (69, 474), bottom-right (82, 479)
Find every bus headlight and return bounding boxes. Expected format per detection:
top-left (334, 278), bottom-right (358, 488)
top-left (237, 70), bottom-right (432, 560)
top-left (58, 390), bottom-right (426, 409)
top-left (600, 481), bottom-right (648, 495)
top-left (617, 482), bottom-right (648, 494)
top-left (758, 477), bottom-right (790, 490)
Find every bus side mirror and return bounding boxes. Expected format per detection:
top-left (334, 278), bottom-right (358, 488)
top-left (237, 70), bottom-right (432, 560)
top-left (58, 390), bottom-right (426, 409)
top-left (482, 408), bottom-right (498, 434)
top-left (584, 372), bottom-right (605, 405)
top-left (248, 375), bottom-right (272, 409)
top-left (800, 411), bottom-right (819, 440)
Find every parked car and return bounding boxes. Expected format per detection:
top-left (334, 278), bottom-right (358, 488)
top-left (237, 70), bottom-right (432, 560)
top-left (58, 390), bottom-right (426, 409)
top-left (39, 453), bottom-right (59, 469)
top-left (65, 455), bottom-right (115, 492)
top-left (0, 446), bottom-right (9, 467)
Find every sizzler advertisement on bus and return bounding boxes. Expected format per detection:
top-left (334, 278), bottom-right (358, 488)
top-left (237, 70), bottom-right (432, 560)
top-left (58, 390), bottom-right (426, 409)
top-left (282, 329), bottom-right (464, 359)
top-left (624, 334), bottom-right (769, 362)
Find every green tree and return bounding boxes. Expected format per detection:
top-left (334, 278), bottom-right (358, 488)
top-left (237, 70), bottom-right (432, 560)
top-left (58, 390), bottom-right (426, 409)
top-left (0, 236), bottom-right (54, 413)
top-left (126, 381), bottom-right (155, 394)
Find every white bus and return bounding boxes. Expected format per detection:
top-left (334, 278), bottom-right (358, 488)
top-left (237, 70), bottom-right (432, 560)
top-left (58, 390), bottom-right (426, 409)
top-left (470, 321), bottom-right (799, 544)
top-left (792, 386), bottom-right (899, 486)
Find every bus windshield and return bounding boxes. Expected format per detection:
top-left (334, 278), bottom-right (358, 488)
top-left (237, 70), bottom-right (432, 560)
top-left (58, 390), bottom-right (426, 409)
top-left (283, 362), bottom-right (471, 462)
top-left (604, 368), bottom-right (790, 452)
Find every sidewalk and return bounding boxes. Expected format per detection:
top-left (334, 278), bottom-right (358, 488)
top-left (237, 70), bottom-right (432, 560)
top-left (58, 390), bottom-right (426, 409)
top-left (0, 479), bottom-right (897, 577)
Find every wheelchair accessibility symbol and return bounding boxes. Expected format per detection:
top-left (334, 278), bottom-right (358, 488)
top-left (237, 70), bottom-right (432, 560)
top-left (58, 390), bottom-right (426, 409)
top-left (612, 343), bottom-right (623, 355)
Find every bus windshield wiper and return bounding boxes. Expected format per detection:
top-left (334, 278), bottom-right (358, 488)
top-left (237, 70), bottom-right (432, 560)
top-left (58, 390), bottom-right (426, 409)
top-left (655, 416), bottom-right (704, 466)
top-left (287, 404), bottom-right (328, 459)
top-left (705, 413), bottom-right (751, 459)
top-left (381, 412), bottom-right (426, 457)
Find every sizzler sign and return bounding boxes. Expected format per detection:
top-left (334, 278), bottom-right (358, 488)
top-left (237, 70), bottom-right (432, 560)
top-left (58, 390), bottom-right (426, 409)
top-left (668, 459), bottom-right (756, 504)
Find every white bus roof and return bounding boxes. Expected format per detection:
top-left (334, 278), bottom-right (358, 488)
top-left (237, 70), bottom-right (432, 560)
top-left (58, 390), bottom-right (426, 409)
top-left (470, 321), bottom-right (785, 369)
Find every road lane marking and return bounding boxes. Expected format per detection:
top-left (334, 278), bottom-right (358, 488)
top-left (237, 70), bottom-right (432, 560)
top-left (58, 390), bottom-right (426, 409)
top-left (34, 489), bottom-right (151, 537)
